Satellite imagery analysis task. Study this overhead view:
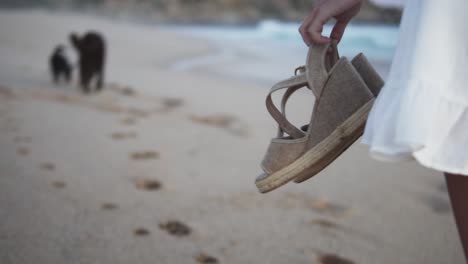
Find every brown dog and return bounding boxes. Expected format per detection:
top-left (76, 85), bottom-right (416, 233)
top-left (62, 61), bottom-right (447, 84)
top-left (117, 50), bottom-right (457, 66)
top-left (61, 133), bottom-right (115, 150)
top-left (70, 31), bottom-right (106, 93)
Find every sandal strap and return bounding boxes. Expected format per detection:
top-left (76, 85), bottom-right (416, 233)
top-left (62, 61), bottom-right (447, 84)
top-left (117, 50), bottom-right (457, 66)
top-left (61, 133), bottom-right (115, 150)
top-left (266, 41), bottom-right (340, 139)
top-left (277, 85), bottom-right (308, 137)
top-left (271, 73), bottom-right (308, 92)
top-left (294, 66), bottom-right (306, 75)
top-left (266, 74), bottom-right (308, 139)
top-left (306, 40), bottom-right (339, 97)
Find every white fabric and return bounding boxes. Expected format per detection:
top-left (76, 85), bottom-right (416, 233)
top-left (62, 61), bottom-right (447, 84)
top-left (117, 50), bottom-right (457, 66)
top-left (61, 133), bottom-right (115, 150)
top-left (362, 0), bottom-right (468, 174)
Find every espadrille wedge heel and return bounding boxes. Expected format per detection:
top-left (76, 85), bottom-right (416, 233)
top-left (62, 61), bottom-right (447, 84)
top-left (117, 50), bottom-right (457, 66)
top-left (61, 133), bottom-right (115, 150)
top-left (292, 52), bottom-right (385, 184)
top-left (255, 42), bottom-right (383, 193)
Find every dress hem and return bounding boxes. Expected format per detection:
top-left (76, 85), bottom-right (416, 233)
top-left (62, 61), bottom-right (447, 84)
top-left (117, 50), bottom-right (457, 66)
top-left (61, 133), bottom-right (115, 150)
top-left (363, 145), bottom-right (468, 176)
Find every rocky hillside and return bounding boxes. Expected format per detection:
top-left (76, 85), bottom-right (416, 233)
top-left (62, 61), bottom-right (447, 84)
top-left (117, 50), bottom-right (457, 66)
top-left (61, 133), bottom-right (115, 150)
top-left (1, 0), bottom-right (402, 24)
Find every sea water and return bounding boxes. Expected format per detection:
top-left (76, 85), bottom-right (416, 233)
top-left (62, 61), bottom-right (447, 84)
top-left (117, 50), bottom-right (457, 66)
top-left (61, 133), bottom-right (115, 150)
top-left (167, 20), bottom-right (400, 83)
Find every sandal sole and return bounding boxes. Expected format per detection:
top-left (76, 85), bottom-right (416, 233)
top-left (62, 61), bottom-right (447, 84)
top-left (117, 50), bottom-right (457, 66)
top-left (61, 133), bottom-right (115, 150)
top-left (255, 99), bottom-right (374, 193)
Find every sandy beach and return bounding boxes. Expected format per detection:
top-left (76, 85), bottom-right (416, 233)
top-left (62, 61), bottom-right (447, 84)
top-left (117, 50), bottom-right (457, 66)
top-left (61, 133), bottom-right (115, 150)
top-left (0, 9), bottom-right (465, 264)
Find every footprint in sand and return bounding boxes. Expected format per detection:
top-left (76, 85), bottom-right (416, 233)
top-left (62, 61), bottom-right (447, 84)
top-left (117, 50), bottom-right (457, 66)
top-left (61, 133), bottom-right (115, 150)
top-left (310, 218), bottom-right (386, 248)
top-left (189, 114), bottom-right (248, 137)
top-left (135, 178), bottom-right (162, 191)
top-left (134, 227), bottom-right (150, 236)
top-left (40, 162), bottom-right (56, 171)
top-left (309, 219), bottom-right (340, 230)
top-left (109, 83), bottom-right (137, 97)
top-left (310, 199), bottom-right (351, 218)
top-left (437, 181), bottom-right (448, 194)
top-left (101, 203), bottom-right (119, 210)
top-left (119, 87), bottom-right (136, 96)
top-left (316, 254), bottom-right (355, 264)
top-left (121, 117), bottom-right (137, 126)
top-left (52, 94), bottom-right (75, 104)
top-left (110, 83), bottom-right (183, 112)
top-left (95, 103), bottom-right (124, 114)
top-left (418, 181), bottom-right (451, 214)
top-left (0, 85), bottom-right (14, 99)
top-left (120, 87), bottom-right (136, 96)
top-left (17, 147), bottom-right (29, 156)
top-left (126, 108), bottom-right (150, 118)
top-left (195, 252), bottom-right (219, 264)
top-left (161, 97), bottom-right (184, 111)
top-left (159, 220), bottom-right (191, 237)
top-left (52, 181), bottom-right (66, 189)
top-left (111, 131), bottom-right (137, 140)
top-left (14, 136), bottom-right (32, 143)
top-left (425, 195), bottom-right (451, 214)
top-left (130, 151), bottom-right (160, 161)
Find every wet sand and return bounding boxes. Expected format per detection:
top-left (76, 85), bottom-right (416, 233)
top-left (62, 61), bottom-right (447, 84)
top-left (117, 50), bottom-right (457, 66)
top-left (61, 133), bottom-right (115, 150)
top-left (0, 10), bottom-right (464, 264)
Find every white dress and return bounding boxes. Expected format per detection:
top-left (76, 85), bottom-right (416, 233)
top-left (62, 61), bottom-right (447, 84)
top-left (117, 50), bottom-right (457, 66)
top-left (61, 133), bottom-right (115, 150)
top-left (362, 0), bottom-right (468, 175)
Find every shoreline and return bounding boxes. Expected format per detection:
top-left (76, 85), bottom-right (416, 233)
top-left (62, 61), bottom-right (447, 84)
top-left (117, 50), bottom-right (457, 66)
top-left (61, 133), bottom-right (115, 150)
top-left (0, 8), bottom-right (395, 85)
top-left (164, 24), bottom-right (394, 84)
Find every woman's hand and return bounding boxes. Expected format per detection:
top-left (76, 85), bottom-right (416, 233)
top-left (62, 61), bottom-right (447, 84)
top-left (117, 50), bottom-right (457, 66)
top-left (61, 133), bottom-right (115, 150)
top-left (299, 0), bottom-right (363, 46)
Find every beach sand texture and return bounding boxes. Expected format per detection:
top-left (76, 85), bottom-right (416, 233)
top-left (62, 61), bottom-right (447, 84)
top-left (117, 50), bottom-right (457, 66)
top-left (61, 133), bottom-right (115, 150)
top-left (0, 10), bottom-right (465, 264)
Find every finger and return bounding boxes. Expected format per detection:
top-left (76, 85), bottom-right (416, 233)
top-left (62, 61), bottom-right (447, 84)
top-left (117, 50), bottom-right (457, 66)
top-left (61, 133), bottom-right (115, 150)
top-left (307, 15), bottom-right (331, 44)
top-left (330, 19), bottom-right (350, 42)
top-left (311, 33), bottom-right (331, 44)
top-left (299, 22), bottom-right (313, 46)
top-left (300, 27), bottom-right (313, 46)
top-left (299, 8), bottom-right (318, 46)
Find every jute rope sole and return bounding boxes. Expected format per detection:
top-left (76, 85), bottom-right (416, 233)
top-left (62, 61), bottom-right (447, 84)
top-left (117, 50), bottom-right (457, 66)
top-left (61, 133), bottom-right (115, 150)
top-left (256, 99), bottom-right (375, 193)
top-left (293, 116), bottom-right (367, 183)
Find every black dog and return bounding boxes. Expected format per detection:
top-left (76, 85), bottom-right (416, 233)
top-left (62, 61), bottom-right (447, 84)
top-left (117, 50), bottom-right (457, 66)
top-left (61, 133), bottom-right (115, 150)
top-left (70, 31), bottom-right (106, 93)
top-left (49, 45), bottom-right (72, 84)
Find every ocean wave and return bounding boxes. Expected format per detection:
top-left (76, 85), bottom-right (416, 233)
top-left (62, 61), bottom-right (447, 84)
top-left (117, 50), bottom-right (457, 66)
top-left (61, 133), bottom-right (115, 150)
top-left (167, 20), bottom-right (397, 82)
top-left (256, 20), bottom-right (398, 56)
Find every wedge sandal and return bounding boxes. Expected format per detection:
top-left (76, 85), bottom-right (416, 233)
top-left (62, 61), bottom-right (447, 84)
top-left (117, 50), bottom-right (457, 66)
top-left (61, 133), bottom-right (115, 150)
top-left (255, 42), bottom-right (384, 193)
top-left (292, 51), bottom-right (384, 184)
